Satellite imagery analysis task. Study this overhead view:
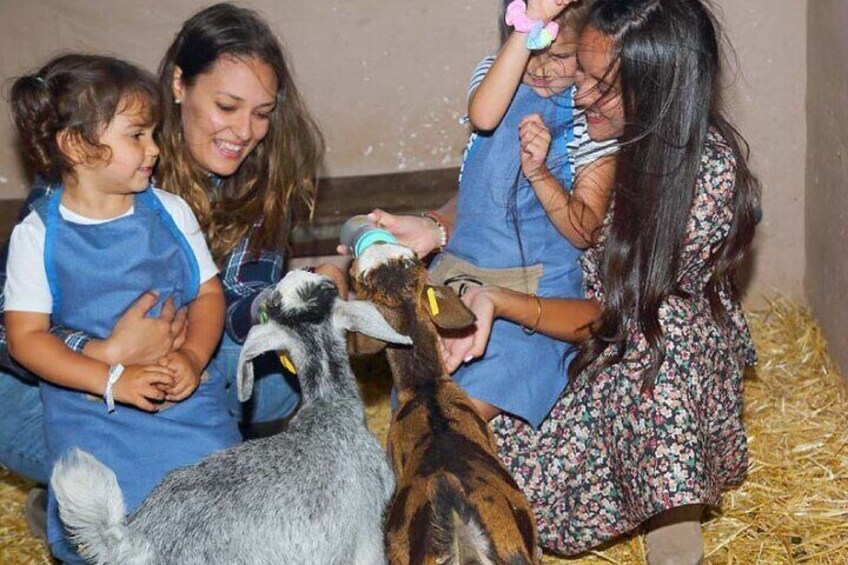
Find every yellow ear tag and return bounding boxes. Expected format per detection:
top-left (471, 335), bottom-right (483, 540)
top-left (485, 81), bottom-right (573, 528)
top-left (426, 287), bottom-right (440, 317)
top-left (279, 353), bottom-right (297, 375)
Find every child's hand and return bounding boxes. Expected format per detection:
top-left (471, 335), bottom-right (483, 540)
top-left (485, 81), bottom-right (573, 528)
top-left (112, 364), bottom-right (175, 412)
top-left (527, 0), bottom-right (575, 22)
top-left (159, 350), bottom-right (203, 402)
top-left (519, 113), bottom-right (552, 181)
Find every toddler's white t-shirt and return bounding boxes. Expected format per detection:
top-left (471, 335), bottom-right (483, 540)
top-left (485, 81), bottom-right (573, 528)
top-left (4, 189), bottom-right (218, 314)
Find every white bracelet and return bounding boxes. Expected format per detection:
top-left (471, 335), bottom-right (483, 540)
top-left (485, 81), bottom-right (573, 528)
top-left (422, 211), bottom-right (449, 251)
top-left (104, 364), bottom-right (125, 413)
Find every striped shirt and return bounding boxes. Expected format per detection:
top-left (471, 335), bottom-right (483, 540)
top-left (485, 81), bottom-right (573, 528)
top-left (462, 55), bottom-right (618, 177)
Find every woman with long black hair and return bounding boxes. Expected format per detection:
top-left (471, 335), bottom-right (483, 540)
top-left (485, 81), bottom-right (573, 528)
top-left (439, 0), bottom-right (760, 561)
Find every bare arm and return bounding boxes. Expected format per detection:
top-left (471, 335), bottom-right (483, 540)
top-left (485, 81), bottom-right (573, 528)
top-left (468, 0), bottom-right (576, 131)
top-left (365, 195), bottom-right (458, 259)
top-left (440, 286), bottom-right (600, 372)
top-left (7, 311), bottom-right (115, 395)
top-left (468, 33), bottom-right (532, 131)
top-left (6, 311), bottom-right (174, 411)
top-left (433, 195), bottom-right (457, 233)
top-left (157, 278), bottom-right (225, 402)
top-left (520, 114), bottom-right (616, 248)
top-left (530, 157), bottom-right (616, 248)
top-left (492, 287), bottom-right (600, 341)
top-left (175, 277), bottom-right (226, 375)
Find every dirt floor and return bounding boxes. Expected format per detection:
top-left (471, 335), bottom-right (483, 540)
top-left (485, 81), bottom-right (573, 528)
top-left (2, 298), bottom-right (847, 564)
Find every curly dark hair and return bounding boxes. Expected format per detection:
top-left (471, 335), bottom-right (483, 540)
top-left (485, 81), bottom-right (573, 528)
top-left (10, 53), bottom-right (159, 183)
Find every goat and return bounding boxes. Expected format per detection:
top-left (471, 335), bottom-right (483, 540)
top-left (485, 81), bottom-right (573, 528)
top-left (50, 270), bottom-right (408, 565)
top-left (351, 244), bottom-right (539, 565)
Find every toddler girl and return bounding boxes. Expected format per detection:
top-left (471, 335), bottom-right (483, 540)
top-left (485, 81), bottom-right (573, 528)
top-left (5, 53), bottom-right (240, 563)
top-left (372, 0), bottom-right (617, 427)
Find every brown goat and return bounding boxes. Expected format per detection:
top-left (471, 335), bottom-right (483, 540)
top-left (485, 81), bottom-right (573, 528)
top-left (351, 244), bottom-right (538, 565)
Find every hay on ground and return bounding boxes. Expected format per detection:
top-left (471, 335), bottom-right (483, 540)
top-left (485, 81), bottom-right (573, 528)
top-left (1, 298), bottom-right (846, 564)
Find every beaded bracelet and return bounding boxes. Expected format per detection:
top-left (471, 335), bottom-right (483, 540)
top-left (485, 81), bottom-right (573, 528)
top-left (505, 0), bottom-right (560, 51)
top-left (422, 211), bottom-right (449, 251)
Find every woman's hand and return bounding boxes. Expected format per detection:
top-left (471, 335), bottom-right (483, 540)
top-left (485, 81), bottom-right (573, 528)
top-left (94, 294), bottom-right (188, 366)
top-left (338, 209), bottom-right (443, 259)
top-left (440, 286), bottom-right (498, 373)
top-left (519, 114), bottom-right (552, 181)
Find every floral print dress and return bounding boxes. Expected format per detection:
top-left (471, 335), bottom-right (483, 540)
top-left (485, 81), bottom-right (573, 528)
top-left (489, 130), bottom-right (757, 555)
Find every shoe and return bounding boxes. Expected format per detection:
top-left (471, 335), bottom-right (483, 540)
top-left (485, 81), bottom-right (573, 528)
top-left (23, 486), bottom-right (48, 542)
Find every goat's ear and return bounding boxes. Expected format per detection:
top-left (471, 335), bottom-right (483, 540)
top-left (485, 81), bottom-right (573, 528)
top-left (237, 322), bottom-right (297, 402)
top-left (334, 300), bottom-right (412, 346)
top-left (347, 332), bottom-right (387, 357)
top-left (423, 285), bottom-right (477, 330)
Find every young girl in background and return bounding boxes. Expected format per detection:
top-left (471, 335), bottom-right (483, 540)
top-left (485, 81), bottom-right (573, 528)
top-left (370, 0), bottom-right (616, 429)
top-left (5, 54), bottom-right (240, 564)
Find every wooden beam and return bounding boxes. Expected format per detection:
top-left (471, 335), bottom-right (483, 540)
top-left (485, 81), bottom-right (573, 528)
top-left (0, 167), bottom-right (460, 257)
top-left (291, 167), bottom-right (458, 257)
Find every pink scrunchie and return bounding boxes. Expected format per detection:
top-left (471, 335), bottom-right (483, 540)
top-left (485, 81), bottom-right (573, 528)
top-left (504, 0), bottom-right (560, 50)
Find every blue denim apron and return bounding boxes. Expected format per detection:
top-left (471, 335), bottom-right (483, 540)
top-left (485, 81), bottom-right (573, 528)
top-left (34, 188), bottom-right (240, 558)
top-left (435, 84), bottom-right (583, 428)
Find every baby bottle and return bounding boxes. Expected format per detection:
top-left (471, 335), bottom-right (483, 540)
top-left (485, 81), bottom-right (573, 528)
top-left (340, 214), bottom-right (398, 257)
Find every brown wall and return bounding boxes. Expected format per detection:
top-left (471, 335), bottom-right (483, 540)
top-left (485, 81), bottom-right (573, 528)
top-left (0, 0), bottom-right (807, 303)
top-left (0, 0), bottom-right (500, 196)
top-left (806, 0), bottom-right (848, 373)
top-left (717, 0), bottom-right (808, 303)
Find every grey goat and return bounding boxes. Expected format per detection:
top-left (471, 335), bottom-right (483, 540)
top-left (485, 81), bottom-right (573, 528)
top-left (50, 270), bottom-right (407, 565)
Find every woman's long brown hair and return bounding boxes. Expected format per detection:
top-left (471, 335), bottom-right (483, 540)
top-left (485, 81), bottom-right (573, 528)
top-left (156, 3), bottom-right (324, 263)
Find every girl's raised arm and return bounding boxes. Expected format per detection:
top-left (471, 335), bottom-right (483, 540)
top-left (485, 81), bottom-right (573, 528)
top-left (468, 0), bottom-right (574, 130)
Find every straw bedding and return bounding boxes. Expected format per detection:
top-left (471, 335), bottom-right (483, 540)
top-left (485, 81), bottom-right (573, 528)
top-left (1, 298), bottom-right (846, 564)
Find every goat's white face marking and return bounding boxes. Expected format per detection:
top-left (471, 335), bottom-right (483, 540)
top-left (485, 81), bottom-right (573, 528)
top-left (355, 244), bottom-right (415, 278)
top-left (274, 269), bottom-right (326, 311)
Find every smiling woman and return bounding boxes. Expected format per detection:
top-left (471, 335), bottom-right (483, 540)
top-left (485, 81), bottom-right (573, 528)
top-left (172, 55), bottom-right (277, 178)
top-left (155, 3), bottom-right (324, 266)
top-left (151, 4), bottom-right (349, 432)
top-left (439, 0), bottom-right (760, 562)
top-left (0, 6), bottom-right (338, 560)
top-left (573, 25), bottom-right (624, 141)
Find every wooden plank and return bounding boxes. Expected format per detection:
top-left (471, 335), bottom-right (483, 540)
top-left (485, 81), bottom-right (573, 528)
top-left (290, 167), bottom-right (458, 257)
top-left (0, 167), bottom-right (460, 257)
